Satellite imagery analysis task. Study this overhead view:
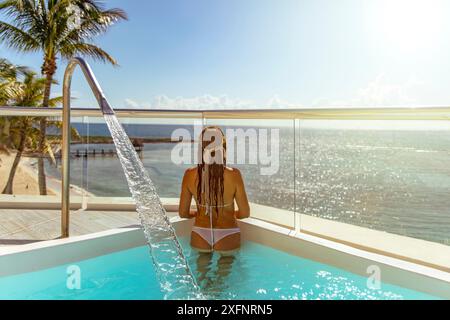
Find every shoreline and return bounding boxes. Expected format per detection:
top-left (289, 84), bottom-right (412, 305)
top-left (23, 157), bottom-right (95, 197)
top-left (56, 136), bottom-right (191, 145)
top-left (0, 152), bottom-right (92, 197)
top-left (0, 152), bottom-right (55, 196)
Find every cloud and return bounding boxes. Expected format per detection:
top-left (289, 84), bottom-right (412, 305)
top-left (353, 74), bottom-right (423, 106)
top-left (267, 95), bottom-right (300, 109)
top-left (124, 75), bottom-right (425, 111)
top-left (312, 74), bottom-right (425, 108)
top-left (151, 94), bottom-right (254, 110)
top-left (124, 98), bottom-right (150, 109)
top-left (123, 94), bottom-right (301, 110)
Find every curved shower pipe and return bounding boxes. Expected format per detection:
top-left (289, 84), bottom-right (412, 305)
top-left (61, 57), bottom-right (115, 237)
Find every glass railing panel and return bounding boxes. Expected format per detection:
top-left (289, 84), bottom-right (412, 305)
top-left (3, 109), bottom-right (449, 252)
top-left (64, 115), bottom-right (127, 198)
top-left (68, 115), bottom-right (203, 201)
top-left (297, 119), bottom-right (450, 247)
top-left (203, 117), bottom-right (296, 229)
top-left (45, 115), bottom-right (100, 206)
top-left (0, 114), bottom-right (63, 242)
top-left (0, 115), bottom-right (62, 200)
top-left (294, 118), bottom-right (301, 232)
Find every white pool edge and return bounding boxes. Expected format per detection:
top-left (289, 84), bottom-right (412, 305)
top-left (0, 217), bottom-right (449, 299)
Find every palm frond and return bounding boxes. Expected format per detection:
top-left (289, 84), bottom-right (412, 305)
top-left (0, 58), bottom-right (30, 79)
top-left (1, 0), bottom-right (127, 68)
top-left (47, 95), bottom-right (62, 107)
top-left (0, 21), bottom-right (40, 51)
top-left (44, 139), bottom-right (56, 165)
top-left (61, 42), bottom-right (117, 65)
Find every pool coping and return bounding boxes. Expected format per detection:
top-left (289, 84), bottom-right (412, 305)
top-left (1, 195), bottom-right (449, 273)
top-left (238, 218), bottom-right (450, 298)
top-left (0, 217), bottom-right (449, 299)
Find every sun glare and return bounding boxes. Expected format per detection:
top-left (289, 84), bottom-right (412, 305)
top-left (370, 0), bottom-right (444, 51)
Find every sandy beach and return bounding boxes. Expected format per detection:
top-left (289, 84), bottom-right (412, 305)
top-left (0, 152), bottom-right (56, 195)
top-left (0, 152), bottom-right (93, 196)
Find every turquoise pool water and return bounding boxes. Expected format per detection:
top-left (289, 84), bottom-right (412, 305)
top-left (0, 239), bottom-right (439, 300)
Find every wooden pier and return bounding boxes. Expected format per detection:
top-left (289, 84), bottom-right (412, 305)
top-left (56, 139), bottom-right (144, 158)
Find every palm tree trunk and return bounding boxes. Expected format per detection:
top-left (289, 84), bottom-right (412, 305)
top-left (38, 58), bottom-right (56, 196)
top-left (2, 126), bottom-right (26, 195)
top-left (37, 116), bottom-right (47, 195)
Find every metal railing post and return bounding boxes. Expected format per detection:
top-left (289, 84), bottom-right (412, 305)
top-left (61, 57), bottom-right (115, 238)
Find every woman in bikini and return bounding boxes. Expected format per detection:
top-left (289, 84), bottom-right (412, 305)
top-left (178, 126), bottom-right (250, 253)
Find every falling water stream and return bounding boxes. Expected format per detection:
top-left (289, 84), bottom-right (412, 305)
top-left (104, 114), bottom-right (203, 299)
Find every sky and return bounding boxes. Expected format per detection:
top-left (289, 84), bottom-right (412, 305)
top-left (1, 0), bottom-right (450, 110)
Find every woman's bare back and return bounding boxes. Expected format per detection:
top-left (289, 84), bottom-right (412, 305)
top-left (179, 167), bottom-right (250, 252)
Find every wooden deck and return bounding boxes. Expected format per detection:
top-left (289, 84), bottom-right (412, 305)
top-left (0, 209), bottom-right (179, 246)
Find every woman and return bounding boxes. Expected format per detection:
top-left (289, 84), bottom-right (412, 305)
top-left (179, 126), bottom-right (250, 253)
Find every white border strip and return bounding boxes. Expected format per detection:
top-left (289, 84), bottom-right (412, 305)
top-left (0, 218), bottom-right (448, 299)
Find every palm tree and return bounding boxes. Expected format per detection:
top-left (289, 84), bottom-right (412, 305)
top-left (1, 116), bottom-right (38, 194)
top-left (2, 71), bottom-right (63, 194)
top-left (0, 58), bottom-right (27, 105)
top-left (0, 58), bottom-right (27, 152)
top-left (0, 0), bottom-right (127, 194)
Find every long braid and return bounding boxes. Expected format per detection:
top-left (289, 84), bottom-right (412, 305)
top-left (197, 126), bottom-right (227, 219)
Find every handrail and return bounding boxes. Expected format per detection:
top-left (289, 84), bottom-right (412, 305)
top-left (61, 57), bottom-right (116, 238)
top-left (1, 105), bottom-right (450, 120)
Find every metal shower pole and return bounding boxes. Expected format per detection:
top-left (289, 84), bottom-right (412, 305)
top-left (61, 57), bottom-right (114, 238)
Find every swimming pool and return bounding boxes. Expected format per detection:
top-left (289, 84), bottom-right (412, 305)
top-left (0, 238), bottom-right (439, 300)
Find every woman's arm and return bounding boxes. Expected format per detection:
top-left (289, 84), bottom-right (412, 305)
top-left (234, 169), bottom-right (250, 219)
top-left (179, 171), bottom-right (196, 219)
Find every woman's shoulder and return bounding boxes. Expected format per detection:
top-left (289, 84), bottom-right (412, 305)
top-left (224, 166), bottom-right (243, 178)
top-left (184, 166), bottom-right (197, 173)
top-left (184, 166), bottom-right (242, 178)
top-left (182, 167), bottom-right (198, 182)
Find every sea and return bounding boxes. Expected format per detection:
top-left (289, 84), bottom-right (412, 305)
top-left (45, 121), bottom-right (450, 246)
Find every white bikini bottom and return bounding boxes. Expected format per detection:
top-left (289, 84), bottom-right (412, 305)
top-left (192, 226), bottom-right (240, 246)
